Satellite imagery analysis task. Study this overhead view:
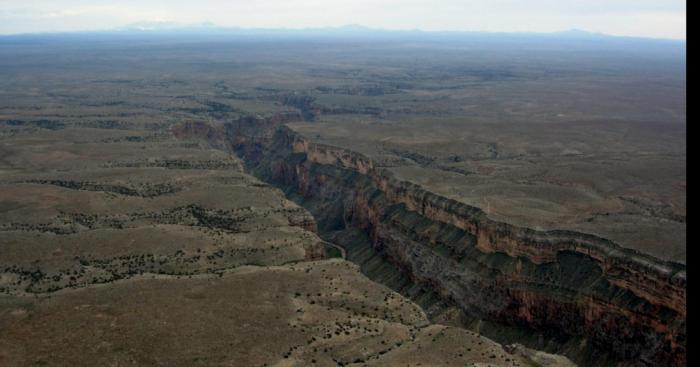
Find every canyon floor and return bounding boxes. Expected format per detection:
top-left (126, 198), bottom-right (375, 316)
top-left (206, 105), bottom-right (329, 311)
top-left (0, 32), bottom-right (685, 366)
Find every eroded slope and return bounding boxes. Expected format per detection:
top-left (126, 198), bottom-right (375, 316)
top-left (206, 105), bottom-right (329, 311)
top-left (216, 118), bottom-right (685, 366)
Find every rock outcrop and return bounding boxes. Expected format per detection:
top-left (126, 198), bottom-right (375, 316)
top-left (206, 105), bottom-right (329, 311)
top-left (202, 118), bottom-right (686, 367)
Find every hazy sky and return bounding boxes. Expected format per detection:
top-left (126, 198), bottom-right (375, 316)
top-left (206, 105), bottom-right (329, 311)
top-left (0, 0), bottom-right (686, 39)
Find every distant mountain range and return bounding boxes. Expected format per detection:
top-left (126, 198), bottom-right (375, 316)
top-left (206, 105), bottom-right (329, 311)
top-left (15, 21), bottom-right (673, 41)
top-left (0, 22), bottom-right (685, 45)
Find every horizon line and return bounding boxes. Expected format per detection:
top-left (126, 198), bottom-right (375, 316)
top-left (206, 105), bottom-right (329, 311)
top-left (0, 23), bottom-right (686, 42)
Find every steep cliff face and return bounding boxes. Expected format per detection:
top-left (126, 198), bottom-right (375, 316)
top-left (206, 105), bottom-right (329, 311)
top-left (186, 119), bottom-right (685, 366)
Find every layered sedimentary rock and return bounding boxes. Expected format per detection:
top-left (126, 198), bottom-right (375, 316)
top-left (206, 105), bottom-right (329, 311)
top-left (1, 116), bottom-right (574, 367)
top-left (186, 116), bottom-right (686, 366)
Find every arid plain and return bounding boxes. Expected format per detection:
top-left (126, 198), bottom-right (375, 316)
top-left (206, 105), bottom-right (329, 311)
top-left (0, 32), bottom-right (685, 366)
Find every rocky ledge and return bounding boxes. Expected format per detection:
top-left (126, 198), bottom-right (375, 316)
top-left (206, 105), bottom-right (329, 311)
top-left (175, 117), bottom-right (686, 366)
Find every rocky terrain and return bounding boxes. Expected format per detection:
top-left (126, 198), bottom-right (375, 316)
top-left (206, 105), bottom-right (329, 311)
top-left (0, 111), bottom-right (573, 366)
top-left (0, 33), bottom-right (684, 366)
top-left (184, 116), bottom-right (685, 366)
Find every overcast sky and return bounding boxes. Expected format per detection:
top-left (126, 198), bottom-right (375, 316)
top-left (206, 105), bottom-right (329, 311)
top-left (0, 0), bottom-right (686, 39)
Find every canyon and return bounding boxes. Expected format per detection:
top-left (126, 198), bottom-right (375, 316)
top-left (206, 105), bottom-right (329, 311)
top-left (0, 101), bottom-right (573, 367)
top-left (0, 32), bottom-right (685, 366)
top-left (176, 115), bottom-right (686, 366)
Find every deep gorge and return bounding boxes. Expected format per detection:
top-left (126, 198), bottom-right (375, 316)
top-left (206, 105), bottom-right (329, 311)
top-left (174, 116), bottom-right (686, 367)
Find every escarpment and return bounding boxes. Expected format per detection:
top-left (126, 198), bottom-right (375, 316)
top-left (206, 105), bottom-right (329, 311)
top-left (177, 118), bottom-right (685, 366)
